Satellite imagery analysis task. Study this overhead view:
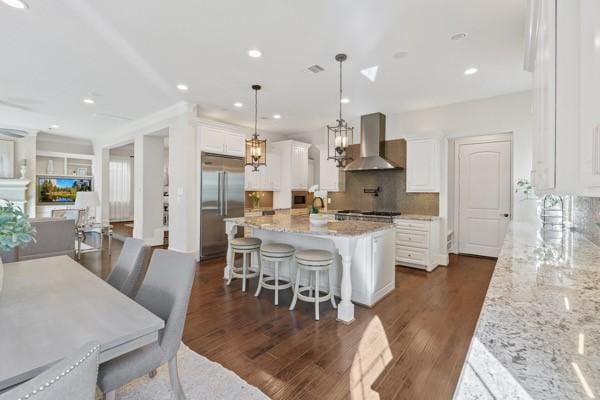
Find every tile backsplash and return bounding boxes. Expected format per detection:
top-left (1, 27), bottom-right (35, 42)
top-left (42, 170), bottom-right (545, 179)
top-left (328, 169), bottom-right (439, 215)
top-left (573, 196), bottom-right (600, 246)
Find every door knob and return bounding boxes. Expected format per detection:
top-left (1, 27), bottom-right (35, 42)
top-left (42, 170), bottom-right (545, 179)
top-left (501, 213), bottom-right (509, 217)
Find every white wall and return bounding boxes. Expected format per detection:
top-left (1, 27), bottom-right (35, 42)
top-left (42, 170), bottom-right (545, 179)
top-left (133, 135), bottom-right (164, 245)
top-left (389, 91), bottom-right (534, 225)
top-left (286, 90), bottom-right (536, 233)
top-left (0, 134), bottom-right (37, 216)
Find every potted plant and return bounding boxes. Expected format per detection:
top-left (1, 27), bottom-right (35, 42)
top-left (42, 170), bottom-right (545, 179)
top-left (248, 191), bottom-right (261, 209)
top-left (0, 201), bottom-right (36, 293)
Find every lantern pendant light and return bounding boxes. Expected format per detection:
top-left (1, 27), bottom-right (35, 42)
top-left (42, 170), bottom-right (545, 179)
top-left (327, 53), bottom-right (354, 168)
top-left (245, 84), bottom-right (267, 171)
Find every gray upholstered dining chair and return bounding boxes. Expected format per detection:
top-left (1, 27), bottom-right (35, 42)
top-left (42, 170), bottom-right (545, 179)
top-left (97, 250), bottom-right (196, 400)
top-left (105, 238), bottom-right (148, 298)
top-left (0, 341), bottom-right (100, 400)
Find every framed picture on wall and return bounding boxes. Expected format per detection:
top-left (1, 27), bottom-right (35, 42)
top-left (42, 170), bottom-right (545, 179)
top-left (0, 139), bottom-right (15, 178)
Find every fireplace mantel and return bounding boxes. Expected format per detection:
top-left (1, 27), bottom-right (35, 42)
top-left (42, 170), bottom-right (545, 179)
top-left (0, 178), bottom-right (31, 213)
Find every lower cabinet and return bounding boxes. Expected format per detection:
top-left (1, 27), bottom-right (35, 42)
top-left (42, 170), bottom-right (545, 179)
top-left (394, 218), bottom-right (443, 272)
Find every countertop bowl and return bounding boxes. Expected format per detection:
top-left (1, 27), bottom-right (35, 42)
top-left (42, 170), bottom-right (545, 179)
top-left (309, 213), bottom-right (329, 226)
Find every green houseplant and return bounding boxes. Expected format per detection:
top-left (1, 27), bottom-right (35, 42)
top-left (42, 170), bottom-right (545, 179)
top-left (0, 201), bottom-right (36, 293)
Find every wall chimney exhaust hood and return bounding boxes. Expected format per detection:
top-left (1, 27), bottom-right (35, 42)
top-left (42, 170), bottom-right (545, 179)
top-left (344, 112), bottom-right (401, 171)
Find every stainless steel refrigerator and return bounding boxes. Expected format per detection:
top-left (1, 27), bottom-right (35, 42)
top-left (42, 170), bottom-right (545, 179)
top-left (200, 152), bottom-right (245, 259)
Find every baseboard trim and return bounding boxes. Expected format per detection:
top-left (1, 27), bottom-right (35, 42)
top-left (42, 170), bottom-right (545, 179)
top-left (435, 253), bottom-right (450, 266)
top-left (167, 246), bottom-right (197, 258)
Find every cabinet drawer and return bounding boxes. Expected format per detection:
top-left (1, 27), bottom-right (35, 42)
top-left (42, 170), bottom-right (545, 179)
top-left (394, 219), bottom-right (429, 231)
top-left (395, 229), bottom-right (429, 249)
top-left (396, 246), bottom-right (428, 265)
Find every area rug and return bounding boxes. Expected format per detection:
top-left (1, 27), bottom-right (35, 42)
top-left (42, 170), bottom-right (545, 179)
top-left (95, 343), bottom-right (269, 400)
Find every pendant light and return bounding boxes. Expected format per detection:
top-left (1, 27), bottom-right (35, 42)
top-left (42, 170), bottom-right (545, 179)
top-left (245, 84), bottom-right (267, 171)
top-left (327, 53), bottom-right (354, 168)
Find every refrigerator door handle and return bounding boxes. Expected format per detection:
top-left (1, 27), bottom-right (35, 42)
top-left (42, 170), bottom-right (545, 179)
top-left (217, 171), bottom-right (223, 216)
top-left (224, 171), bottom-right (229, 216)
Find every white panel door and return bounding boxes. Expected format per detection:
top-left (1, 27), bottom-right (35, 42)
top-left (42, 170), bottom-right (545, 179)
top-left (459, 141), bottom-right (511, 257)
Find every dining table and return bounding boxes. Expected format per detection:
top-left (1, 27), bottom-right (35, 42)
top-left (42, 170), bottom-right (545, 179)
top-left (0, 255), bottom-right (164, 391)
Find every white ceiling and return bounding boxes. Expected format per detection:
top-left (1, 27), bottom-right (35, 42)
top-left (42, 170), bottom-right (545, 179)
top-left (0, 0), bottom-right (531, 140)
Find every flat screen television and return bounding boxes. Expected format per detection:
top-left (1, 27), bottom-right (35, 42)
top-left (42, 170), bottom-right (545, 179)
top-left (37, 175), bottom-right (93, 205)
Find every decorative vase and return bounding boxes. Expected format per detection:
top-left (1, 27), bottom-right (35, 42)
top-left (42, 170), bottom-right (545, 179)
top-left (47, 159), bottom-right (55, 175)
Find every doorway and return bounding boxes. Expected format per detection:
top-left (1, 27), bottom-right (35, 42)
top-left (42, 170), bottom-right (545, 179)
top-left (108, 142), bottom-right (135, 239)
top-left (454, 135), bottom-right (512, 257)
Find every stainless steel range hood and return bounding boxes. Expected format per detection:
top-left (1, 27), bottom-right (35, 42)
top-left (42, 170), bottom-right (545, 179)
top-left (344, 112), bottom-right (401, 171)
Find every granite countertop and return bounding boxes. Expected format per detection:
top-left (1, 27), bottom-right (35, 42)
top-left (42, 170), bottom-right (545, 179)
top-left (226, 214), bottom-right (394, 237)
top-left (454, 222), bottom-right (600, 399)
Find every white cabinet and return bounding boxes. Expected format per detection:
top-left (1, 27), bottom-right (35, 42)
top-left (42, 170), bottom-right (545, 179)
top-left (406, 137), bottom-right (440, 192)
top-left (308, 159), bottom-right (315, 188)
top-left (244, 149), bottom-right (281, 191)
top-left (290, 142), bottom-right (309, 189)
top-left (318, 144), bottom-right (345, 192)
top-left (527, 0), bottom-right (600, 195)
top-left (272, 140), bottom-right (311, 209)
top-left (197, 125), bottom-right (245, 157)
top-left (394, 218), bottom-right (443, 272)
top-left (578, 1), bottom-right (600, 193)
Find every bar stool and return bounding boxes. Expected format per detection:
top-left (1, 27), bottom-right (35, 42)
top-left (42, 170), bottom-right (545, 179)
top-left (289, 249), bottom-right (337, 320)
top-left (227, 237), bottom-right (262, 292)
top-left (255, 243), bottom-right (295, 305)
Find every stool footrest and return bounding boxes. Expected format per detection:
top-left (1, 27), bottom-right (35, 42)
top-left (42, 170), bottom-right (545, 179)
top-left (260, 276), bottom-right (293, 291)
top-left (296, 287), bottom-right (333, 303)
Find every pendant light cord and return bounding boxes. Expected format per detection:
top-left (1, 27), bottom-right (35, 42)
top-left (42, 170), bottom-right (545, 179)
top-left (339, 58), bottom-right (343, 123)
top-left (254, 87), bottom-right (258, 138)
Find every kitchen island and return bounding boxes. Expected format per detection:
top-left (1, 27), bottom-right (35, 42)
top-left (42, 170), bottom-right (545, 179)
top-left (454, 222), bottom-right (600, 399)
top-left (224, 214), bottom-right (396, 323)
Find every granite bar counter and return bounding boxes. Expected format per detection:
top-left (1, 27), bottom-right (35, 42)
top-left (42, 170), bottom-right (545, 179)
top-left (454, 222), bottom-right (600, 399)
top-left (224, 215), bottom-right (396, 323)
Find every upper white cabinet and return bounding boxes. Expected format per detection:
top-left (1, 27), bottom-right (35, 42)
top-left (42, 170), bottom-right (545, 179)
top-left (530, 0), bottom-right (557, 190)
top-left (406, 137), bottom-right (440, 193)
top-left (578, 1), bottom-right (600, 193)
top-left (290, 142), bottom-right (309, 189)
top-left (527, 0), bottom-right (600, 195)
top-left (197, 124), bottom-right (245, 157)
top-left (318, 144), bottom-right (345, 192)
top-left (272, 140), bottom-right (311, 209)
top-left (245, 150), bottom-right (281, 191)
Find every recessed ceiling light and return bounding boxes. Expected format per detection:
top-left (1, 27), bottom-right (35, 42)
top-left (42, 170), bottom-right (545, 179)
top-left (49, 124), bottom-right (60, 129)
top-left (273, 114), bottom-right (281, 119)
top-left (83, 98), bottom-right (95, 104)
top-left (464, 67), bottom-right (478, 76)
top-left (341, 97), bottom-right (350, 104)
top-left (233, 102), bottom-right (243, 108)
top-left (248, 49), bottom-right (262, 58)
top-left (2, 0), bottom-right (28, 9)
top-left (360, 66), bottom-right (379, 82)
top-left (176, 84), bottom-right (189, 92)
top-left (392, 51), bottom-right (409, 60)
top-left (451, 32), bottom-right (468, 41)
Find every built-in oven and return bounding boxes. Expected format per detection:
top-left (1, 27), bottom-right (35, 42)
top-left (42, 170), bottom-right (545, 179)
top-left (291, 191), bottom-right (312, 209)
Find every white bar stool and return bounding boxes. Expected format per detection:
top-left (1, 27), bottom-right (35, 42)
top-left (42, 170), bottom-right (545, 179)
top-left (255, 243), bottom-right (295, 305)
top-left (227, 237), bottom-right (262, 292)
top-left (289, 249), bottom-right (337, 320)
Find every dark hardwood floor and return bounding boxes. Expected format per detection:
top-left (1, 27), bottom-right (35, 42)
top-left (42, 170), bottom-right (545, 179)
top-left (79, 241), bottom-right (495, 400)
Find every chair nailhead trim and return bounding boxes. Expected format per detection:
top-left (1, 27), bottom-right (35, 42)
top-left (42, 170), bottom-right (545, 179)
top-left (16, 344), bottom-right (100, 400)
